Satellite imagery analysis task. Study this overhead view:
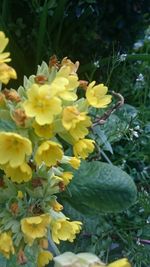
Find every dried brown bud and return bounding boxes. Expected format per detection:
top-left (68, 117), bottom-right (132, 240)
top-left (3, 88), bottom-right (21, 102)
top-left (0, 178), bottom-right (4, 187)
top-left (49, 55), bottom-right (60, 68)
top-left (79, 80), bottom-right (88, 90)
top-left (58, 181), bottom-right (65, 192)
top-left (10, 202), bottom-right (19, 215)
top-left (17, 250), bottom-right (28, 265)
top-left (31, 177), bottom-right (43, 188)
top-left (34, 75), bottom-right (48, 85)
top-left (12, 109), bottom-right (27, 126)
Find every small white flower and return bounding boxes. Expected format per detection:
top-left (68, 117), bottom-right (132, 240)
top-left (93, 60), bottom-right (100, 68)
top-left (136, 73), bottom-right (144, 82)
top-left (119, 54), bottom-right (127, 62)
top-left (133, 40), bottom-right (143, 51)
top-left (134, 125), bottom-right (140, 130)
top-left (132, 131), bottom-right (139, 138)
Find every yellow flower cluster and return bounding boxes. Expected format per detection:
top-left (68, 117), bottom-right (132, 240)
top-left (0, 31), bottom-right (112, 266)
top-left (0, 32), bottom-right (17, 84)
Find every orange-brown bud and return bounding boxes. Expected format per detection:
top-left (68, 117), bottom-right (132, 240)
top-left (79, 80), bottom-right (88, 90)
top-left (10, 202), bottom-right (19, 215)
top-left (12, 109), bottom-right (27, 126)
top-left (0, 177), bottom-right (4, 187)
top-left (58, 181), bottom-right (65, 192)
top-left (3, 88), bottom-right (21, 102)
top-left (49, 55), bottom-right (60, 68)
top-left (34, 75), bottom-right (48, 85)
top-left (31, 177), bottom-right (43, 188)
top-left (17, 250), bottom-right (28, 265)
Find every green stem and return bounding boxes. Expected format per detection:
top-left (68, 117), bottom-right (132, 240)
top-left (48, 230), bottom-right (60, 256)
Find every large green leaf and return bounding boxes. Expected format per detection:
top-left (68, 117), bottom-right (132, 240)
top-left (62, 161), bottom-right (137, 214)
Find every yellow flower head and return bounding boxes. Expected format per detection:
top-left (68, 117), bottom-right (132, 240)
top-left (2, 162), bottom-right (32, 183)
top-left (35, 140), bottom-right (63, 167)
top-left (0, 232), bottom-right (15, 259)
top-left (0, 63), bottom-right (17, 84)
top-left (62, 106), bottom-right (91, 141)
top-left (0, 31), bottom-right (11, 63)
top-left (54, 66), bottom-right (79, 101)
top-left (37, 250), bottom-right (53, 267)
top-left (73, 139), bottom-right (95, 159)
top-left (86, 81), bottom-right (112, 108)
top-left (108, 258), bottom-right (131, 267)
top-left (0, 32), bottom-right (17, 84)
top-left (21, 214), bottom-right (51, 241)
top-left (51, 200), bottom-right (63, 212)
top-left (33, 121), bottom-right (54, 138)
top-left (69, 157), bottom-right (81, 169)
top-left (23, 84), bottom-right (62, 125)
top-left (51, 218), bottom-right (82, 244)
top-left (60, 172), bottom-right (73, 185)
top-left (0, 132), bottom-right (32, 167)
top-left (61, 57), bottom-right (79, 74)
top-left (49, 66), bottom-right (79, 102)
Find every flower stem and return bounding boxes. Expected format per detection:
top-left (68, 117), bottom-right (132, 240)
top-left (48, 230), bottom-right (60, 256)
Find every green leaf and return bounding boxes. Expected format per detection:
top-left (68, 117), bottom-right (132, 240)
top-left (63, 161), bottom-right (137, 214)
top-left (0, 254), bottom-right (7, 267)
top-left (93, 126), bottom-right (113, 153)
top-left (36, 1), bottom-right (49, 65)
top-left (0, 119), bottom-right (17, 132)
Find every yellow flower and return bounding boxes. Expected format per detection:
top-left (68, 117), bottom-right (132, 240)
top-left (51, 218), bottom-right (82, 244)
top-left (61, 172), bottom-right (73, 185)
top-left (0, 232), bottom-right (15, 259)
top-left (51, 200), bottom-right (63, 212)
top-left (55, 66), bottom-right (79, 101)
top-left (108, 258), bottom-right (131, 267)
top-left (0, 31), bottom-right (11, 63)
top-left (33, 121), bottom-right (54, 138)
top-left (0, 32), bottom-right (17, 84)
top-left (62, 106), bottom-right (92, 141)
top-left (2, 162), bottom-right (32, 183)
top-left (69, 157), bottom-right (81, 169)
top-left (39, 239), bottom-right (49, 249)
top-left (61, 57), bottom-right (79, 74)
top-left (35, 140), bottom-right (63, 167)
top-left (23, 84), bottom-right (62, 125)
top-left (86, 81), bottom-right (112, 108)
top-left (21, 214), bottom-right (51, 242)
top-left (17, 190), bottom-right (23, 199)
top-left (0, 63), bottom-right (17, 84)
top-left (49, 65), bottom-right (79, 101)
top-left (0, 132), bottom-right (32, 167)
top-left (73, 139), bottom-right (95, 159)
top-left (37, 250), bottom-right (53, 267)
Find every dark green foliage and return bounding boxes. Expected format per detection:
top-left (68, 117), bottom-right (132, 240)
top-left (0, 0), bottom-right (149, 84)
